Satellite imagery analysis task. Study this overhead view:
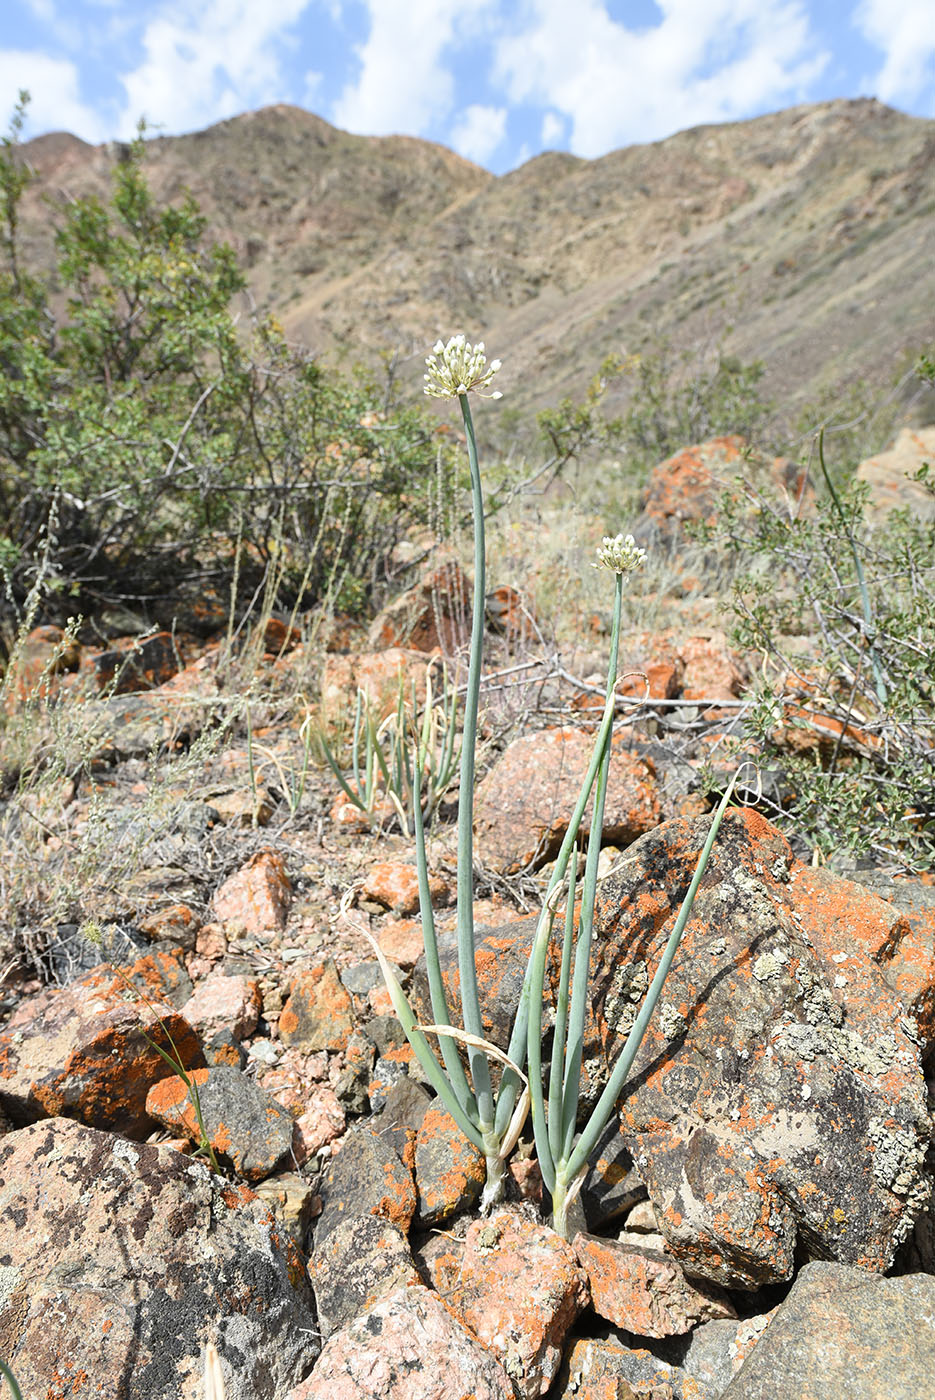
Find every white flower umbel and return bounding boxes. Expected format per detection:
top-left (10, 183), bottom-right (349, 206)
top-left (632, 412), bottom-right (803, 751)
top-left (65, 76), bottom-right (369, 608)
top-left (424, 334), bottom-right (502, 400)
top-left (594, 532), bottom-right (647, 576)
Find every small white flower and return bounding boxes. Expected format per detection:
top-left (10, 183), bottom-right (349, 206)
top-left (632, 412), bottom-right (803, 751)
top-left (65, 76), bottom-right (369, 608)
top-left (424, 334), bottom-right (503, 400)
top-left (593, 532), bottom-right (647, 575)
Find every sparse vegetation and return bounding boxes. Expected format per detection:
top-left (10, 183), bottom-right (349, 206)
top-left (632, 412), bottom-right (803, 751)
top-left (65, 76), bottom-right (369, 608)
top-left (314, 661), bottom-right (461, 835)
top-left (1, 89), bottom-right (934, 1400)
top-left (717, 384), bottom-right (935, 873)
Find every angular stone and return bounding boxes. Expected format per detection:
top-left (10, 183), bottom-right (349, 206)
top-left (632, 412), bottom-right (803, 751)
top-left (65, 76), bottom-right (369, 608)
top-left (658, 1311), bottom-right (776, 1395)
top-left (280, 959), bottom-right (354, 1051)
top-left (204, 1028), bottom-right (247, 1069)
top-left (145, 1064), bottom-right (295, 1183)
top-left (485, 583), bottom-right (536, 646)
top-left (95, 630), bottom-right (181, 694)
top-left (368, 1055), bottom-right (410, 1111)
top-left (319, 647), bottom-right (431, 727)
top-left (474, 726), bottom-right (661, 874)
top-left (283, 1284), bottom-right (515, 1400)
top-left (362, 861), bottom-right (449, 915)
top-left (180, 970), bottom-right (262, 1041)
top-left (292, 1085), bottom-right (346, 1162)
top-left (0, 965), bottom-right (204, 1138)
top-left (309, 1214), bottom-right (421, 1339)
top-left (330, 1031), bottom-right (375, 1114)
top-left (558, 1337), bottom-right (705, 1400)
top-left (207, 784), bottom-right (275, 827)
top-left (374, 1076), bottom-right (432, 1165)
top-left (722, 1261), bottom-right (935, 1399)
top-left (855, 425), bottom-right (935, 522)
top-left (7, 624), bottom-right (80, 703)
top-left (122, 945), bottom-right (195, 1008)
top-left (253, 1171), bottom-right (318, 1247)
top-left (573, 1233), bottom-right (735, 1337)
top-left (444, 1207), bottom-right (590, 1399)
top-left (366, 557), bottom-right (471, 654)
top-left (635, 435), bottom-right (808, 548)
top-left (414, 1104), bottom-right (486, 1224)
top-left (312, 1124), bottom-right (417, 1249)
top-left (138, 902), bottom-right (200, 950)
top-left (0, 1118), bottom-right (317, 1400)
top-left (213, 848), bottom-right (292, 934)
top-left (678, 631), bottom-right (745, 703)
top-left (377, 917), bottom-right (425, 969)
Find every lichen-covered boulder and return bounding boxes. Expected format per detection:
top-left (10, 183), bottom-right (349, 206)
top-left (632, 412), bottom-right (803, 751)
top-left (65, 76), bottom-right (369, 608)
top-left (590, 809), bottom-right (933, 1287)
top-left (308, 1214), bottom-right (421, 1339)
top-left (145, 1064), bottom-right (295, 1182)
top-left (0, 965), bottom-right (204, 1138)
top-left (311, 1123), bottom-right (417, 1249)
top-left (0, 1117), bottom-right (317, 1399)
top-left (573, 1232), bottom-right (735, 1338)
top-left (414, 1104), bottom-right (486, 1224)
top-left (284, 1284), bottom-right (516, 1400)
top-left (432, 1207), bottom-right (589, 1399)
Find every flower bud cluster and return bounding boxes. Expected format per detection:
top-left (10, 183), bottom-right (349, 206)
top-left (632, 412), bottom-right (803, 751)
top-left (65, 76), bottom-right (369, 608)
top-left (593, 532), bottom-right (647, 575)
top-left (424, 335), bottom-right (502, 400)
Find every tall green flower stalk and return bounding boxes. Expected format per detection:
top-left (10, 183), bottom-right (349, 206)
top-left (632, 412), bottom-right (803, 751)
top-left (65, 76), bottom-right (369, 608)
top-left (369, 336), bottom-right (526, 1206)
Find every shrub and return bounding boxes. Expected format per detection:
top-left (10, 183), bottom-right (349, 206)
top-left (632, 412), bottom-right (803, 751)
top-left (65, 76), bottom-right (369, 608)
top-left (0, 95), bottom-right (444, 627)
top-left (534, 338), bottom-right (769, 490)
top-left (721, 408), bottom-right (935, 873)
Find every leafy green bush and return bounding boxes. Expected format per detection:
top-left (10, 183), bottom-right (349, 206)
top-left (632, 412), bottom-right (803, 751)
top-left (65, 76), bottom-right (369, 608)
top-left (0, 95), bottom-right (443, 625)
top-left (535, 339), bottom-right (769, 487)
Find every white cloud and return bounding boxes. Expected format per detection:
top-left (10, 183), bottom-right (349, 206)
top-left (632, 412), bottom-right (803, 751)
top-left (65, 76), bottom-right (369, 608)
top-left (331, 0), bottom-right (458, 135)
top-left (117, 0), bottom-right (311, 137)
top-left (495, 0), bottom-right (830, 157)
top-left (450, 103), bottom-right (507, 164)
top-left (854, 0), bottom-right (935, 110)
top-left (0, 50), bottom-right (109, 142)
top-left (541, 111), bottom-right (565, 147)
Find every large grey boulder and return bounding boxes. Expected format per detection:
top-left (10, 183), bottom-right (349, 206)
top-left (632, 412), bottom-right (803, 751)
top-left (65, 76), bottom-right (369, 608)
top-left (0, 1118), bottom-right (318, 1399)
top-left (722, 1261), bottom-right (935, 1398)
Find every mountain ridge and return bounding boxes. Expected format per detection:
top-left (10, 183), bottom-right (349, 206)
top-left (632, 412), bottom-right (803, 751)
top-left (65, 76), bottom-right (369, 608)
top-left (16, 96), bottom-right (935, 430)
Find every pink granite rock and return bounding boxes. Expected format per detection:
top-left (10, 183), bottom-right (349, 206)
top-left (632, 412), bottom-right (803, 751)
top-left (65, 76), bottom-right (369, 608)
top-left (442, 1207), bottom-right (589, 1399)
top-left (473, 727), bottom-right (660, 874)
top-left (282, 1284), bottom-right (515, 1400)
top-left (180, 969), bottom-right (262, 1040)
top-left (212, 849), bottom-right (292, 933)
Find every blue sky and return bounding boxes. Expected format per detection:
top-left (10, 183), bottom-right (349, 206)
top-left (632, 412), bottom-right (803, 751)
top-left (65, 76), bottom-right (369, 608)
top-left (3, 1), bottom-right (933, 174)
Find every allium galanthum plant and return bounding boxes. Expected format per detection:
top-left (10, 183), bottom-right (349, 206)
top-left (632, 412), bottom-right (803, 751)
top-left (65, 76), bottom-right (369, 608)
top-left (370, 335), bottom-right (740, 1232)
top-left (423, 335), bottom-right (503, 400)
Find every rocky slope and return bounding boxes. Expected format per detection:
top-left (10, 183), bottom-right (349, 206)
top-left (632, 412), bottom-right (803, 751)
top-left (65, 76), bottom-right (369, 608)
top-left (17, 97), bottom-right (935, 423)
